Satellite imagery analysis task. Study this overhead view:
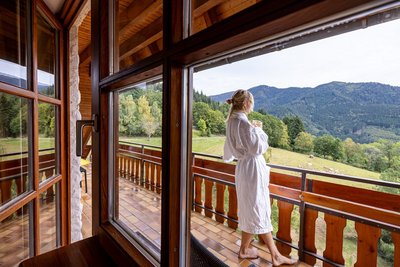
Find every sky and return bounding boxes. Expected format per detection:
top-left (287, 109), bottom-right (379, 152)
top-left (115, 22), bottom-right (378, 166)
top-left (193, 18), bottom-right (400, 96)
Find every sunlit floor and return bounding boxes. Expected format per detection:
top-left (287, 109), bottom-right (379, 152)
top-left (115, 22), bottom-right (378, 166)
top-left (81, 170), bottom-right (307, 267)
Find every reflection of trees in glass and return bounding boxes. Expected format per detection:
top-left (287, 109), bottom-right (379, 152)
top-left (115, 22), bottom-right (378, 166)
top-left (39, 103), bottom-right (55, 137)
top-left (0, 93), bottom-right (28, 138)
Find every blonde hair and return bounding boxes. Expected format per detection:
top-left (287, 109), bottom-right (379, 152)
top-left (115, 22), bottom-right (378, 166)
top-left (226, 89), bottom-right (254, 120)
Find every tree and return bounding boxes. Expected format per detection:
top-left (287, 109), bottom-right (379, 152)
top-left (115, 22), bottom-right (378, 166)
top-left (193, 102), bottom-right (225, 135)
top-left (137, 96), bottom-right (158, 139)
top-left (0, 93), bottom-right (20, 137)
top-left (313, 135), bottom-right (344, 160)
top-left (283, 115), bottom-right (305, 147)
top-left (294, 132), bottom-right (314, 153)
top-left (119, 94), bottom-right (140, 136)
top-left (362, 144), bottom-right (388, 172)
top-left (248, 112), bottom-right (290, 148)
top-left (38, 103), bottom-right (55, 138)
top-left (151, 101), bottom-right (162, 136)
top-left (343, 138), bottom-right (366, 167)
top-left (197, 119), bottom-right (207, 136)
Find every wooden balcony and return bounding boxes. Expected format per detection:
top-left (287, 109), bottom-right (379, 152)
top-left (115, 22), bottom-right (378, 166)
top-left (1, 143), bottom-right (400, 266)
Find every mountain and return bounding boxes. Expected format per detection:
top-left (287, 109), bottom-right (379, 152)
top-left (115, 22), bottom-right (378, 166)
top-left (210, 82), bottom-right (400, 143)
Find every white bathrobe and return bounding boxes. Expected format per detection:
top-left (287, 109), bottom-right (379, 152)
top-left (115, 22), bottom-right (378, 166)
top-left (223, 111), bottom-right (273, 234)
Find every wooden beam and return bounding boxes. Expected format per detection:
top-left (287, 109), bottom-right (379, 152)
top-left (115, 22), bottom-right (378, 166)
top-left (119, 17), bottom-right (163, 60)
top-left (79, 45), bottom-right (91, 65)
top-left (192, 0), bottom-right (225, 18)
top-left (119, 0), bottom-right (161, 34)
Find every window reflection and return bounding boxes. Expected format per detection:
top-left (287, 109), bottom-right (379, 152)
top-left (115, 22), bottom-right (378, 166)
top-left (37, 9), bottom-right (56, 98)
top-left (0, 0), bottom-right (28, 89)
top-left (38, 102), bottom-right (57, 182)
top-left (0, 93), bottom-right (32, 206)
top-left (0, 203), bottom-right (32, 266)
top-left (40, 182), bottom-right (60, 253)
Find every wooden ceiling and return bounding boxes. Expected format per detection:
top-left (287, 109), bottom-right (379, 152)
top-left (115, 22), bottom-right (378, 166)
top-left (76, 0), bottom-right (261, 71)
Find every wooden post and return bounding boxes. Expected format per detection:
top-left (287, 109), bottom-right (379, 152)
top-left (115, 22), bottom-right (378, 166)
top-left (156, 164), bottom-right (161, 194)
top-left (323, 214), bottom-right (346, 266)
top-left (204, 180), bottom-right (213, 218)
top-left (194, 175), bottom-right (203, 213)
top-left (215, 183), bottom-right (226, 223)
top-left (354, 222), bottom-right (381, 267)
top-left (227, 186), bottom-right (238, 229)
top-left (276, 200), bottom-right (293, 256)
top-left (303, 208), bottom-right (318, 266)
top-left (392, 232), bottom-right (400, 267)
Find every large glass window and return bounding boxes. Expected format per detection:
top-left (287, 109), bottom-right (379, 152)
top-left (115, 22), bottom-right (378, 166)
top-left (0, 93), bottom-right (32, 206)
top-left (37, 9), bottom-right (56, 98)
top-left (114, 77), bottom-right (163, 261)
top-left (114, 0), bottom-right (163, 73)
top-left (0, 0), bottom-right (28, 89)
top-left (0, 1), bottom-right (63, 263)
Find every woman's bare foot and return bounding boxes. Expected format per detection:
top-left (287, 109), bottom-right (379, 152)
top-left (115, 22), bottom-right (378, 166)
top-left (272, 254), bottom-right (297, 266)
top-left (238, 247), bottom-right (259, 259)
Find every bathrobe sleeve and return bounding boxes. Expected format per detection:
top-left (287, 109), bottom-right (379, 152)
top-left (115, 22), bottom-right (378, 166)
top-left (239, 123), bottom-right (269, 156)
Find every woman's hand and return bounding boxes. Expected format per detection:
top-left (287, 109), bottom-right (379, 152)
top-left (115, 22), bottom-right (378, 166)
top-left (251, 120), bottom-right (263, 128)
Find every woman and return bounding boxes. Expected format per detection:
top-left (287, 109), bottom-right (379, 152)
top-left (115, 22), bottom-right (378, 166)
top-left (223, 89), bottom-right (295, 266)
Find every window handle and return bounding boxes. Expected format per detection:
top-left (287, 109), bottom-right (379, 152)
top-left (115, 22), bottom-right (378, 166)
top-left (76, 114), bottom-right (98, 157)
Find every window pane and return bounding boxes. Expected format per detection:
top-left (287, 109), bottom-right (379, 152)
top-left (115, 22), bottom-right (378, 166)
top-left (40, 182), bottom-right (60, 253)
top-left (0, 0), bottom-right (28, 89)
top-left (38, 102), bottom-right (57, 182)
top-left (37, 9), bottom-right (56, 98)
top-left (115, 79), bottom-right (162, 260)
top-left (115, 0), bottom-right (163, 72)
top-left (191, 0), bottom-right (258, 35)
top-left (0, 203), bottom-right (33, 267)
top-left (0, 93), bottom-right (32, 206)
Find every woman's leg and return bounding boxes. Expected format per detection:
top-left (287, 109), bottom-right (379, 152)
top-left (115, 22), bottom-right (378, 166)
top-left (239, 231), bottom-right (258, 259)
top-left (258, 232), bottom-right (297, 266)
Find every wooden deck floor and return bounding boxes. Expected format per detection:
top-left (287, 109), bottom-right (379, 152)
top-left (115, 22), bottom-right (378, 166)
top-left (81, 169), bottom-right (308, 267)
top-left (0, 166), bottom-right (308, 267)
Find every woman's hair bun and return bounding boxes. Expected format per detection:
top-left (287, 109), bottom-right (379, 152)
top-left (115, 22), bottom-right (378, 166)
top-left (226, 99), bottom-right (233, 104)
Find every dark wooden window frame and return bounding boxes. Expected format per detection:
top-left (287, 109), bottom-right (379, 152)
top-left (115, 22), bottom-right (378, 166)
top-left (90, 0), bottom-right (399, 266)
top-left (0, 0), bottom-right (67, 257)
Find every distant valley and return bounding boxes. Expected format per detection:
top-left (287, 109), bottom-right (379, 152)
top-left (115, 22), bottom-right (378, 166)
top-left (210, 81), bottom-right (400, 143)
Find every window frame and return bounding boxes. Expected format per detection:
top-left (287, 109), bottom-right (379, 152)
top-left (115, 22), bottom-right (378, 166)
top-left (90, 0), bottom-right (400, 266)
top-left (0, 0), bottom-right (67, 258)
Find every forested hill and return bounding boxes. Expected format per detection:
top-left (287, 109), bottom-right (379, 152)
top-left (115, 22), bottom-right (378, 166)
top-left (210, 82), bottom-right (400, 143)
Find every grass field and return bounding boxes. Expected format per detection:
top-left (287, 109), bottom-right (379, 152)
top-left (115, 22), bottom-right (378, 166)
top-left (0, 137), bottom-right (55, 160)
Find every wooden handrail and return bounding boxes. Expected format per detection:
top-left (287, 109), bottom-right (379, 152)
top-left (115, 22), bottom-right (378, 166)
top-left (115, 142), bottom-right (400, 266)
top-left (3, 142), bottom-right (399, 265)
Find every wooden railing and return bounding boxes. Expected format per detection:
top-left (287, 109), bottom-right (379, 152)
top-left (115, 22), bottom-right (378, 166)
top-left (116, 142), bottom-right (400, 266)
top-left (0, 148), bottom-right (56, 206)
